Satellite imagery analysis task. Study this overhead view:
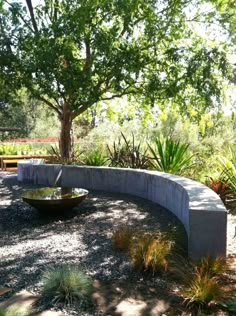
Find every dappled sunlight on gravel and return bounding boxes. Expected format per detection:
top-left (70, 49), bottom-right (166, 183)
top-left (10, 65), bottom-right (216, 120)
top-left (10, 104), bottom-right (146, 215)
top-left (0, 172), bottom-right (186, 296)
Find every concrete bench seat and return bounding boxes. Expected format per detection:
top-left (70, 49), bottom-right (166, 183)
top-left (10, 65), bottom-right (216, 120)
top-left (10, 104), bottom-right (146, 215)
top-left (17, 164), bottom-right (227, 259)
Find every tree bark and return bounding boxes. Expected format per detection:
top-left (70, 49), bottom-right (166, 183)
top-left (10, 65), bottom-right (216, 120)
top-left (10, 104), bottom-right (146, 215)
top-left (59, 107), bottom-right (73, 162)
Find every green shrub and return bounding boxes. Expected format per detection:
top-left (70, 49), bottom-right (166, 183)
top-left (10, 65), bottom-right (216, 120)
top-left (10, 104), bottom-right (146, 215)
top-left (0, 143), bottom-right (50, 155)
top-left (0, 306), bottom-right (30, 316)
top-left (148, 137), bottom-right (193, 175)
top-left (83, 150), bottom-right (108, 166)
top-left (0, 143), bottom-right (33, 155)
top-left (41, 265), bottom-right (92, 305)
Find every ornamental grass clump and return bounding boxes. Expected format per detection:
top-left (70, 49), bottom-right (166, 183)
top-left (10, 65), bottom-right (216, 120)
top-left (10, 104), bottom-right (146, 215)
top-left (130, 233), bottom-right (173, 274)
top-left (183, 272), bottom-right (225, 306)
top-left (197, 256), bottom-right (227, 277)
top-left (182, 257), bottom-right (227, 308)
top-left (112, 225), bottom-right (135, 253)
top-left (41, 265), bottom-right (92, 305)
top-left (0, 306), bottom-right (30, 316)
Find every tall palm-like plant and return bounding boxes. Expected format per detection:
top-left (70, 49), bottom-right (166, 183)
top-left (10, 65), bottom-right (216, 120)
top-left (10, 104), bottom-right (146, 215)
top-left (148, 138), bottom-right (193, 175)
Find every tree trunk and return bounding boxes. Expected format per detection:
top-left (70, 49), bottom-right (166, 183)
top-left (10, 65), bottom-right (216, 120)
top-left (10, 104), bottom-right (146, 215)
top-left (59, 108), bottom-right (73, 162)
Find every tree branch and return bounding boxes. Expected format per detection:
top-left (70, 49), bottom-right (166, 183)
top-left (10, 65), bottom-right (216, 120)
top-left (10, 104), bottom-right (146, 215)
top-left (100, 89), bottom-right (138, 101)
top-left (37, 96), bottom-right (61, 116)
top-left (25, 0), bottom-right (39, 34)
top-left (72, 86), bottom-right (139, 119)
top-left (73, 103), bottom-right (91, 117)
top-left (4, 0), bottom-right (34, 33)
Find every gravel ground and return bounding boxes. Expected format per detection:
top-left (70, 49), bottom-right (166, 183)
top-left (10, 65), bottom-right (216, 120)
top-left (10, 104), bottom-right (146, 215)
top-left (0, 172), bottom-right (187, 315)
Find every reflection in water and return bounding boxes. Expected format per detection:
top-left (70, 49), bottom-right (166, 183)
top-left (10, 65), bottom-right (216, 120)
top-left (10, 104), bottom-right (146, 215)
top-left (22, 187), bottom-right (88, 200)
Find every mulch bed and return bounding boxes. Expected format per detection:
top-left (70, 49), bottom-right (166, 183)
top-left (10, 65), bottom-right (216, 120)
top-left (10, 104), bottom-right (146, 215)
top-left (0, 172), bottom-right (235, 316)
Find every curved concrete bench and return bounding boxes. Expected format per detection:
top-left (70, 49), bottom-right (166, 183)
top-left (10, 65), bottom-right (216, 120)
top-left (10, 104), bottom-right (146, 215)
top-left (18, 164), bottom-right (227, 259)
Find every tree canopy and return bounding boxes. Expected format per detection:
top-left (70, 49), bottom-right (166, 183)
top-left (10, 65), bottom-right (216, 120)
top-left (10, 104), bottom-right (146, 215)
top-left (0, 0), bottom-right (234, 158)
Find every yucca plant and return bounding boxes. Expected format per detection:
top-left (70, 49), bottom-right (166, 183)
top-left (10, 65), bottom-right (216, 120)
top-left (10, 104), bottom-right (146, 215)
top-left (148, 137), bottom-right (194, 175)
top-left (107, 132), bottom-right (151, 169)
top-left (0, 306), bottom-right (30, 316)
top-left (112, 225), bottom-right (135, 253)
top-left (130, 233), bottom-right (173, 274)
top-left (41, 265), bottom-right (92, 305)
top-left (83, 150), bottom-right (108, 166)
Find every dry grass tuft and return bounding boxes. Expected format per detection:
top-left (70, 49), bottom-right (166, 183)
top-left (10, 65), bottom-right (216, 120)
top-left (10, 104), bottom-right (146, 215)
top-left (112, 225), bottom-right (136, 253)
top-left (130, 233), bottom-right (173, 274)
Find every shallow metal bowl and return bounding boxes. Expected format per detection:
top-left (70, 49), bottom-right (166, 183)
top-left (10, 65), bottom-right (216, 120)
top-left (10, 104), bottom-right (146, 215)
top-left (22, 187), bottom-right (88, 212)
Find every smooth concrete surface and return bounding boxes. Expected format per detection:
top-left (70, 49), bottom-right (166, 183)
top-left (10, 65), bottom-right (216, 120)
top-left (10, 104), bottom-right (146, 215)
top-left (17, 164), bottom-right (227, 259)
